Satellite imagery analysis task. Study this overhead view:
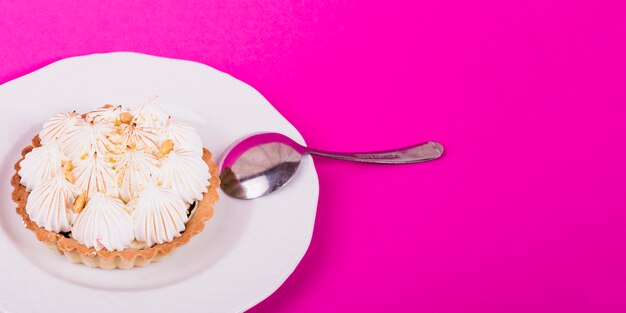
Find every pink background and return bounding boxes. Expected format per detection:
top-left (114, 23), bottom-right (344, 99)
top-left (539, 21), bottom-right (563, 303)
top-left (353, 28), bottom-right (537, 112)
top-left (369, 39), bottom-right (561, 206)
top-left (2, 1), bottom-right (626, 312)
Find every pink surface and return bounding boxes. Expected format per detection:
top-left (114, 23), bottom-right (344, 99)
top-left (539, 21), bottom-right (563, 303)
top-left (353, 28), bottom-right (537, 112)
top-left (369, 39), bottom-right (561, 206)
top-left (2, 1), bottom-right (626, 312)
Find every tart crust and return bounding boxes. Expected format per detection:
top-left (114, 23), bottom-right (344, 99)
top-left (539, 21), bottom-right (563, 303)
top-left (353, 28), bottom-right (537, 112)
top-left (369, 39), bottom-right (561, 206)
top-left (11, 135), bottom-right (220, 269)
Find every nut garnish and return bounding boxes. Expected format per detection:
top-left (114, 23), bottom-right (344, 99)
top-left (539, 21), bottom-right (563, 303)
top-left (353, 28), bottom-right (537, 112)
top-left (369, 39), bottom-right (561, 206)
top-left (61, 160), bottom-right (74, 172)
top-left (160, 139), bottom-right (174, 156)
top-left (62, 160), bottom-right (75, 183)
top-left (73, 192), bottom-right (88, 214)
top-left (119, 112), bottom-right (133, 124)
top-left (64, 171), bottom-right (75, 183)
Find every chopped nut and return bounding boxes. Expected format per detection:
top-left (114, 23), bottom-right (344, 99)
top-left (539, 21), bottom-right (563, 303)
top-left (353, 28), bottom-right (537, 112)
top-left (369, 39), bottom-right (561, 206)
top-left (119, 112), bottom-right (133, 124)
top-left (73, 192), bottom-right (88, 214)
top-left (64, 171), bottom-right (75, 184)
top-left (61, 160), bottom-right (73, 172)
top-left (80, 153), bottom-right (89, 160)
top-left (117, 171), bottom-right (124, 186)
top-left (160, 139), bottom-right (174, 155)
top-left (157, 181), bottom-right (163, 186)
top-left (107, 157), bottom-right (116, 163)
top-left (62, 160), bottom-right (75, 183)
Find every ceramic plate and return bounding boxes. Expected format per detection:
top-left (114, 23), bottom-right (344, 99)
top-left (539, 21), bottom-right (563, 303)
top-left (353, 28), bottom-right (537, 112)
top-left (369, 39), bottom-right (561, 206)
top-left (0, 52), bottom-right (318, 313)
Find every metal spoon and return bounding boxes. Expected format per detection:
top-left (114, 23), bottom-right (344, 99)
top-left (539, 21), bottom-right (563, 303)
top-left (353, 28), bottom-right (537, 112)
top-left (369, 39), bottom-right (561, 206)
top-left (219, 133), bottom-right (444, 199)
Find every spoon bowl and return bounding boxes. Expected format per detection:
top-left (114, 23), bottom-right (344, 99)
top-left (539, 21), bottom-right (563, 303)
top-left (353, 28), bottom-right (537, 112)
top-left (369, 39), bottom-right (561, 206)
top-left (219, 133), bottom-right (444, 200)
top-left (219, 134), bottom-right (305, 199)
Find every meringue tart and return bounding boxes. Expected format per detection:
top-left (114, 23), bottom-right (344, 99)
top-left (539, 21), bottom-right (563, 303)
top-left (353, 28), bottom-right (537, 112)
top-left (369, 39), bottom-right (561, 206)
top-left (11, 101), bottom-right (219, 269)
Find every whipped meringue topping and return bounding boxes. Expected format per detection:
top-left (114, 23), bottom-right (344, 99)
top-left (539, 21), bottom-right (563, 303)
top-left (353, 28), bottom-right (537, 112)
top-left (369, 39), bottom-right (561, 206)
top-left (72, 153), bottom-right (120, 198)
top-left (72, 192), bottom-right (134, 251)
top-left (62, 120), bottom-right (116, 159)
top-left (133, 101), bottom-right (169, 129)
top-left (158, 148), bottom-right (211, 204)
top-left (131, 183), bottom-right (189, 247)
top-left (26, 174), bottom-right (79, 232)
top-left (21, 100), bottom-right (211, 251)
top-left (166, 118), bottom-right (204, 156)
top-left (119, 123), bottom-right (161, 152)
top-left (19, 143), bottom-right (66, 191)
top-left (86, 105), bottom-right (127, 124)
top-left (117, 150), bottom-right (159, 202)
top-left (39, 111), bottom-right (82, 145)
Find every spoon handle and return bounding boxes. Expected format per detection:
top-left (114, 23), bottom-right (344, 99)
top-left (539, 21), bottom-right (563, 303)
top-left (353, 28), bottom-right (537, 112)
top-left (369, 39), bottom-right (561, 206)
top-left (306, 141), bottom-right (444, 164)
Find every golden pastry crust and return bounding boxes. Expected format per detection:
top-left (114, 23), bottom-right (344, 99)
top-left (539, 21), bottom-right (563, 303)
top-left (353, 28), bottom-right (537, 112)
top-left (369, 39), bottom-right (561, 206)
top-left (11, 135), bottom-right (220, 269)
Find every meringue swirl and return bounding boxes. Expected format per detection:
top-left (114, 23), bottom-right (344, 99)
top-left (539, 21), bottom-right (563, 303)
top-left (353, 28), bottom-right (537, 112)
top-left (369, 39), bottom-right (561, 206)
top-left (119, 123), bottom-right (160, 152)
top-left (61, 120), bottom-right (116, 159)
top-left (26, 174), bottom-right (79, 232)
top-left (131, 183), bottom-right (189, 247)
top-left (39, 111), bottom-right (82, 145)
top-left (18, 143), bottom-right (66, 191)
top-left (72, 153), bottom-right (120, 198)
top-left (133, 101), bottom-right (169, 130)
top-left (86, 105), bottom-right (127, 124)
top-left (72, 192), bottom-right (134, 251)
top-left (165, 118), bottom-right (203, 156)
top-left (158, 148), bottom-right (211, 204)
top-left (117, 150), bottom-right (159, 202)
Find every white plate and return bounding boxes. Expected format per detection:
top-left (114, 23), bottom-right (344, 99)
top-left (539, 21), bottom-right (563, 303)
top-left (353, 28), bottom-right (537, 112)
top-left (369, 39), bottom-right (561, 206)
top-left (0, 52), bottom-right (319, 313)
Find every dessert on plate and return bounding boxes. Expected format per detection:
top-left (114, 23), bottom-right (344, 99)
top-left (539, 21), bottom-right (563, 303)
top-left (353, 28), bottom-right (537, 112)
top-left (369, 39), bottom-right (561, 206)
top-left (10, 100), bottom-right (220, 269)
